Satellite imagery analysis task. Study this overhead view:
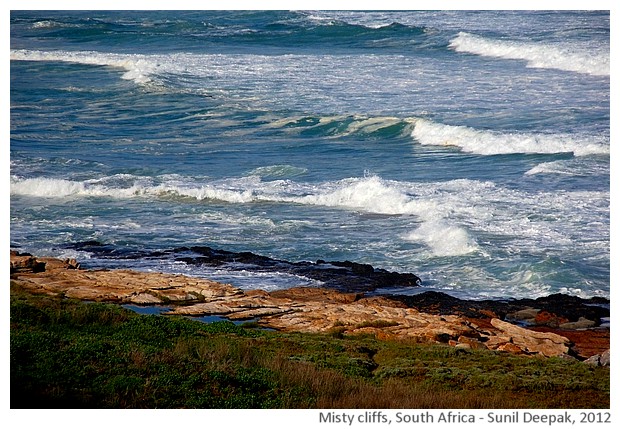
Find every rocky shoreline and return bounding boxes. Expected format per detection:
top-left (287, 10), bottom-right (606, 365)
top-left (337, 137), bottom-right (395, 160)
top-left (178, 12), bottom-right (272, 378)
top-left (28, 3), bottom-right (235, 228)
top-left (10, 250), bottom-right (610, 365)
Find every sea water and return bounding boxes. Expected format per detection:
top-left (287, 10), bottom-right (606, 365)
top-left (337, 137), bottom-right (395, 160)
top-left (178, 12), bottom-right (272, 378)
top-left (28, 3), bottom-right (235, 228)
top-left (9, 10), bottom-right (610, 300)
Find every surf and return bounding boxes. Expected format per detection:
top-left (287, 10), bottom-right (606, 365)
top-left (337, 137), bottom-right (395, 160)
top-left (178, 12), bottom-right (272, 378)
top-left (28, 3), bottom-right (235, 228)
top-left (449, 31), bottom-right (609, 77)
top-left (10, 49), bottom-right (157, 84)
top-left (411, 118), bottom-right (609, 156)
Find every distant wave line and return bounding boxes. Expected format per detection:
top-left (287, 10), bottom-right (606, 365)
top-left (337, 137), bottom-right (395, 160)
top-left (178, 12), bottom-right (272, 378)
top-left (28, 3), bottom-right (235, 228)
top-left (411, 118), bottom-right (609, 156)
top-left (449, 31), bottom-right (609, 77)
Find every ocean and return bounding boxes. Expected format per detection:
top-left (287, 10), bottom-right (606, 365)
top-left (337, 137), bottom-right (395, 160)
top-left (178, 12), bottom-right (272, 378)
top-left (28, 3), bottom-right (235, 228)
top-left (9, 10), bottom-right (610, 300)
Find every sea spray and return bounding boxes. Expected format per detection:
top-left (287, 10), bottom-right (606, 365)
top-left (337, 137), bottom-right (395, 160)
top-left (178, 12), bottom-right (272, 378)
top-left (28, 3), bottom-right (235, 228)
top-left (404, 220), bottom-right (478, 257)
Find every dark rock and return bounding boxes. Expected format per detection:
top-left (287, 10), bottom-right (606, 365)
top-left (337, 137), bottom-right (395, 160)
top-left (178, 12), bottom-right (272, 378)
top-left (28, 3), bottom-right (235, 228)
top-left (387, 291), bottom-right (610, 328)
top-left (386, 291), bottom-right (489, 319)
top-left (329, 260), bottom-right (375, 276)
top-left (61, 242), bottom-right (421, 293)
top-left (58, 242), bottom-right (608, 329)
top-left (527, 294), bottom-right (609, 324)
top-left (173, 246), bottom-right (421, 293)
top-left (64, 241), bottom-right (148, 260)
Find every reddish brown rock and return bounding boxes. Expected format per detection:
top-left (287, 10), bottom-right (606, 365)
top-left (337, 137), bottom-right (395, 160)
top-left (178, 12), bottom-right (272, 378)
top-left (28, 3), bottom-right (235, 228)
top-left (497, 343), bottom-right (526, 354)
top-left (9, 253), bottom-right (605, 359)
top-left (270, 287), bottom-right (362, 304)
top-left (530, 326), bottom-right (610, 359)
top-left (490, 318), bottom-right (570, 357)
top-left (456, 335), bottom-right (486, 350)
top-left (535, 310), bottom-right (570, 328)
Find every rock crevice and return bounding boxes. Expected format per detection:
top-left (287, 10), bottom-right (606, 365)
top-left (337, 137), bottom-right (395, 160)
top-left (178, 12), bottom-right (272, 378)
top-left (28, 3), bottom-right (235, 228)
top-left (10, 252), bottom-right (609, 361)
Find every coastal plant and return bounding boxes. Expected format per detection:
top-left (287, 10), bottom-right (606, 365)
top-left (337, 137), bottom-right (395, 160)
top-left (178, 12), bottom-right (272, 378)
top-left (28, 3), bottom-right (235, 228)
top-left (10, 283), bottom-right (610, 409)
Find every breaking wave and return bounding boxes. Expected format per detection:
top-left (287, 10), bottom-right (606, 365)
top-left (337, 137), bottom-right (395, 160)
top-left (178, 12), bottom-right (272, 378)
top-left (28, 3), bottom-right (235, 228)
top-left (11, 172), bottom-right (607, 260)
top-left (10, 174), bottom-right (478, 257)
top-left (449, 32), bottom-right (609, 77)
top-left (404, 220), bottom-right (478, 257)
top-left (260, 114), bottom-right (414, 139)
top-left (10, 49), bottom-right (158, 84)
top-left (411, 118), bottom-right (609, 156)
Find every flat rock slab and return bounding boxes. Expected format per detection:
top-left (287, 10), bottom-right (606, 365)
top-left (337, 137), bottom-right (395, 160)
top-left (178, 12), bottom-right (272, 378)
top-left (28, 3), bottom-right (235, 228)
top-left (10, 252), bottom-right (606, 360)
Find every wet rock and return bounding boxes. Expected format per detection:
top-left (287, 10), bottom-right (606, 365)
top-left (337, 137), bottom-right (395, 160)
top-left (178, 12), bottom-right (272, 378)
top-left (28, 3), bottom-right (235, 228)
top-left (388, 291), bottom-right (609, 328)
top-left (173, 246), bottom-right (421, 293)
top-left (9, 253), bottom-right (608, 360)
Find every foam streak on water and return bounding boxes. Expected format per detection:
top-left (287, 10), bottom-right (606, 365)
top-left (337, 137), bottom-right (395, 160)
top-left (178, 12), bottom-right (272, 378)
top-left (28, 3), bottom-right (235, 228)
top-left (10, 10), bottom-right (609, 300)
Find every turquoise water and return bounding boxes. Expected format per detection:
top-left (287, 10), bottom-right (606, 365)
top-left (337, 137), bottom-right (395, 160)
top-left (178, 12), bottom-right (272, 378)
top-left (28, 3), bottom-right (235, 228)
top-left (10, 11), bottom-right (609, 300)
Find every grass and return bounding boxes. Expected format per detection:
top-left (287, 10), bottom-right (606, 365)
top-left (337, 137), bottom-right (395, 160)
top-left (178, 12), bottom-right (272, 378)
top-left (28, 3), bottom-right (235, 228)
top-left (10, 281), bottom-right (610, 409)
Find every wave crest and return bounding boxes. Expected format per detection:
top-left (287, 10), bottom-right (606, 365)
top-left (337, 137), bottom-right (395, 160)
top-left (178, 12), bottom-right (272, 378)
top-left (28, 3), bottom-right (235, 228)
top-left (260, 114), bottom-right (413, 139)
top-left (404, 220), bottom-right (478, 257)
top-left (10, 49), bottom-right (157, 84)
top-left (411, 118), bottom-right (609, 156)
top-left (449, 31), bottom-right (609, 77)
top-left (10, 177), bottom-right (86, 198)
top-left (10, 174), bottom-right (478, 257)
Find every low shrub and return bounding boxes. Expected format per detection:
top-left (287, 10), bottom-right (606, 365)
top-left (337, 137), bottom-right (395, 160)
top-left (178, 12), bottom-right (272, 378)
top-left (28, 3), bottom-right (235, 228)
top-left (10, 283), bottom-right (610, 409)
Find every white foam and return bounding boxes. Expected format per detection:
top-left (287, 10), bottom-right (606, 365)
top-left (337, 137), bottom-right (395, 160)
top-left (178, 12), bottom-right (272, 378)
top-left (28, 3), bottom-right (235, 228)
top-left (411, 118), bottom-right (609, 156)
top-left (10, 49), bottom-right (157, 84)
top-left (10, 174), bottom-right (477, 257)
top-left (10, 177), bottom-right (87, 198)
top-left (524, 159), bottom-right (608, 177)
top-left (283, 176), bottom-right (480, 257)
top-left (9, 175), bottom-right (259, 203)
top-left (11, 173), bottom-right (608, 262)
top-left (404, 220), bottom-right (478, 257)
top-left (166, 185), bottom-right (255, 203)
top-left (32, 20), bottom-right (58, 29)
top-left (288, 176), bottom-right (420, 215)
top-left (449, 32), bottom-right (609, 77)
top-left (525, 161), bottom-right (571, 176)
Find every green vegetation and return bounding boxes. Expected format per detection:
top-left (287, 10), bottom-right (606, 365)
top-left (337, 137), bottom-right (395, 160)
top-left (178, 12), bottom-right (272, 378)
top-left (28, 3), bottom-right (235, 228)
top-left (10, 282), bottom-right (609, 409)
